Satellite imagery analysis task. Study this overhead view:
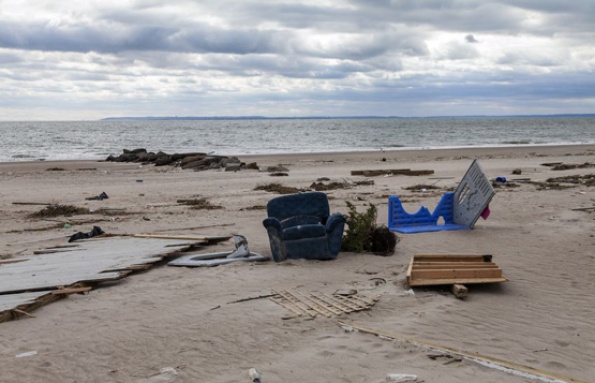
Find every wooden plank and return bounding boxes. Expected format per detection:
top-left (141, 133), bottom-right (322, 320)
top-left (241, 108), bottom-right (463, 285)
top-left (393, 169), bottom-right (434, 176)
top-left (12, 202), bottom-right (53, 206)
top-left (51, 286), bottom-right (92, 295)
top-left (351, 169), bottom-right (410, 176)
top-left (294, 292), bottom-right (333, 318)
top-left (411, 268), bottom-right (502, 280)
top-left (0, 259), bottom-right (27, 265)
top-left (269, 297), bottom-right (302, 316)
top-left (327, 294), bottom-right (362, 311)
top-left (274, 290), bottom-right (316, 318)
top-left (348, 295), bottom-right (377, 308)
top-left (408, 277), bottom-right (508, 287)
top-left (571, 206), bottom-right (595, 211)
top-left (311, 293), bottom-right (353, 313)
top-left (414, 253), bottom-right (493, 261)
top-left (412, 263), bottom-right (498, 269)
top-left (133, 234), bottom-right (211, 242)
top-left (307, 294), bottom-right (343, 315)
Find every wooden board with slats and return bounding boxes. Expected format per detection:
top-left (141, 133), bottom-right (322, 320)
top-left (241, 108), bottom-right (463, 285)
top-left (406, 253), bottom-right (508, 287)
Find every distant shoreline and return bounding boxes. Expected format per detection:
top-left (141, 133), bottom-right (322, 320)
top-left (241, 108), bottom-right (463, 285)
top-left (100, 114), bottom-right (595, 121)
top-left (3, 143), bottom-right (594, 167)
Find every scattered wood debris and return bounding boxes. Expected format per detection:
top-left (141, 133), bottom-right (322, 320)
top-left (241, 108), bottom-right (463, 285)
top-left (351, 169), bottom-right (434, 177)
top-left (241, 205), bottom-right (267, 211)
top-left (269, 290), bottom-right (379, 318)
top-left (451, 284), bottom-right (468, 300)
top-left (254, 183), bottom-right (303, 194)
top-left (403, 184), bottom-right (441, 191)
top-left (13, 202), bottom-right (53, 206)
top-left (551, 162), bottom-right (594, 171)
top-left (310, 179), bottom-right (374, 191)
top-left (547, 174), bottom-right (595, 186)
top-left (45, 167), bottom-right (65, 171)
top-left (28, 204), bottom-right (88, 219)
top-left (572, 206), bottom-right (595, 211)
top-left (527, 174), bottom-right (595, 190)
top-left (177, 198), bottom-right (223, 210)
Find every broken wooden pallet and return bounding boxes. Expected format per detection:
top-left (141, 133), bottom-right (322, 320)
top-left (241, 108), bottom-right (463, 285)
top-left (406, 253), bottom-right (508, 287)
top-left (270, 290), bottom-right (379, 318)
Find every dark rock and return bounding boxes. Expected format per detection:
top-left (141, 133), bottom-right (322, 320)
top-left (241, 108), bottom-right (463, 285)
top-left (225, 163), bottom-right (242, 172)
top-left (154, 156), bottom-right (174, 166)
top-left (172, 152), bottom-right (207, 161)
top-left (180, 154), bottom-right (207, 166)
top-left (266, 165), bottom-right (289, 172)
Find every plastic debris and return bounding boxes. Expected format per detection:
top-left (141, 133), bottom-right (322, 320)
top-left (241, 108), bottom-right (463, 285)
top-left (15, 351), bottom-right (38, 358)
top-left (386, 373), bottom-right (417, 382)
top-left (248, 368), bottom-right (261, 383)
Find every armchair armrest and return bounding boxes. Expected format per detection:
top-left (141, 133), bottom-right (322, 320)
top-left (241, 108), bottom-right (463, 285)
top-left (263, 217), bottom-right (282, 232)
top-left (325, 213), bottom-right (346, 233)
top-left (326, 213), bottom-right (346, 257)
top-left (262, 217), bottom-right (285, 262)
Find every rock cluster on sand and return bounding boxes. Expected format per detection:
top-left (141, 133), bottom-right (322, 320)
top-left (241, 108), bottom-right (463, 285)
top-left (105, 148), bottom-right (257, 171)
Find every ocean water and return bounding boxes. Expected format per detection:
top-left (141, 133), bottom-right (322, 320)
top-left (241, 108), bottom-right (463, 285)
top-left (0, 116), bottom-right (594, 162)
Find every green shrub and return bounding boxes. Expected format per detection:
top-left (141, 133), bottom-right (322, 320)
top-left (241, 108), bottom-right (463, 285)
top-left (341, 201), bottom-right (399, 255)
top-left (341, 202), bottom-right (377, 252)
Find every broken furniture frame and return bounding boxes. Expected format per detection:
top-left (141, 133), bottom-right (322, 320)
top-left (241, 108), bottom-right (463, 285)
top-left (406, 253), bottom-right (508, 287)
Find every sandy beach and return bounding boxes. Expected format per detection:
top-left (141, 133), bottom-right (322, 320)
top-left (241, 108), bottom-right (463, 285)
top-left (1, 144), bottom-right (595, 383)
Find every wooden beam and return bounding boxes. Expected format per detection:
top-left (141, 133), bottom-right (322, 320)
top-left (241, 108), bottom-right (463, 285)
top-left (51, 286), bottom-right (92, 295)
top-left (412, 263), bottom-right (498, 269)
top-left (451, 284), bottom-right (468, 299)
top-left (411, 268), bottom-right (502, 280)
top-left (351, 169), bottom-right (435, 177)
top-left (12, 202), bottom-right (53, 206)
top-left (408, 277), bottom-right (508, 287)
top-left (414, 253), bottom-right (493, 262)
top-left (351, 169), bottom-right (410, 176)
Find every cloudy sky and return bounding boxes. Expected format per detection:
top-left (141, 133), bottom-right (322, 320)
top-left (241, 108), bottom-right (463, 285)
top-left (1, 0), bottom-right (594, 120)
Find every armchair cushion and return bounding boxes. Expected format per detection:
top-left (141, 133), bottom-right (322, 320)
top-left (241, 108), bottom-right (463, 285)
top-left (283, 223), bottom-right (327, 241)
top-left (280, 215), bottom-right (322, 229)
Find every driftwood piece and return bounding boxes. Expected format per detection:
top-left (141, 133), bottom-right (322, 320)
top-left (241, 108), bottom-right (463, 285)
top-left (451, 284), bottom-right (468, 299)
top-left (51, 286), bottom-right (92, 295)
top-left (12, 202), bottom-right (53, 206)
top-left (351, 169), bottom-right (434, 177)
top-left (571, 206), bottom-right (595, 211)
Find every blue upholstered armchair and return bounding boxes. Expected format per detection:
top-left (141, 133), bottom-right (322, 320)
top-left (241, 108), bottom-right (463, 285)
top-left (263, 192), bottom-right (346, 262)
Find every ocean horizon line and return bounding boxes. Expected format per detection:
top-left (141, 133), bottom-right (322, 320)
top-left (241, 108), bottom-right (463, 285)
top-left (100, 114), bottom-right (595, 122)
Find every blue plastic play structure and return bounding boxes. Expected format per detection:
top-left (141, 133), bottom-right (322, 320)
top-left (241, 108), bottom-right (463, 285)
top-left (388, 160), bottom-right (495, 234)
